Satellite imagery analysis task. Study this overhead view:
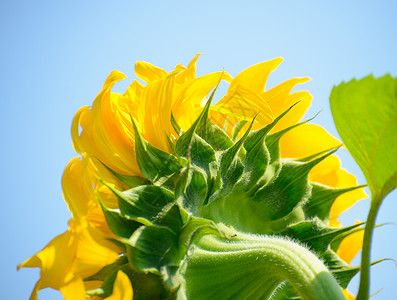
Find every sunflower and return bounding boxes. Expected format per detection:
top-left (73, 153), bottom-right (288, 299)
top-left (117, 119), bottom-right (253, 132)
top-left (19, 55), bottom-right (366, 299)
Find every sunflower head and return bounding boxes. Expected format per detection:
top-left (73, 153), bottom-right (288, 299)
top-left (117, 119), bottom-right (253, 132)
top-left (20, 56), bottom-right (366, 300)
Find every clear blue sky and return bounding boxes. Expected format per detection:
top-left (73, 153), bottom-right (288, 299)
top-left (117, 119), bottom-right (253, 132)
top-left (1, 1), bottom-right (396, 299)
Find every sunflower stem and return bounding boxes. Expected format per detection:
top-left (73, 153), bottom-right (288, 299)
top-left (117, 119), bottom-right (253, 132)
top-left (357, 195), bottom-right (382, 300)
top-left (183, 228), bottom-right (346, 300)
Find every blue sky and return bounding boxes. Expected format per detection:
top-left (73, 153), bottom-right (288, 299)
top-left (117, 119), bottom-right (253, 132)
top-left (1, 1), bottom-right (396, 299)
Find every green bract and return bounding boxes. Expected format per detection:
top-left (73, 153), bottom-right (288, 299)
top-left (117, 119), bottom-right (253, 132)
top-left (87, 90), bottom-right (363, 300)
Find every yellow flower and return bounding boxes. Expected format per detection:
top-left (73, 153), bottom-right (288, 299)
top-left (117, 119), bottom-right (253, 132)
top-left (18, 219), bottom-right (119, 300)
top-left (21, 55), bottom-right (365, 298)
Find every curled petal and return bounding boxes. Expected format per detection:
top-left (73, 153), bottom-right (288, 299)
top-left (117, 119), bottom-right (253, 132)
top-left (228, 58), bottom-right (283, 94)
top-left (18, 222), bottom-right (81, 292)
top-left (135, 61), bottom-right (168, 83)
top-left (76, 71), bottom-right (140, 176)
top-left (175, 53), bottom-right (201, 84)
top-left (62, 158), bottom-right (94, 220)
top-left (71, 106), bottom-right (89, 154)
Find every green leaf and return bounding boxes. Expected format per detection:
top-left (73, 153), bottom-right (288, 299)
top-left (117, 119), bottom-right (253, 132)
top-left (330, 75), bottom-right (397, 299)
top-left (330, 75), bottom-right (397, 198)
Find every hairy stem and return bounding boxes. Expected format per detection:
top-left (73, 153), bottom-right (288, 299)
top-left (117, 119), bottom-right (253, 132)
top-left (182, 228), bottom-right (345, 300)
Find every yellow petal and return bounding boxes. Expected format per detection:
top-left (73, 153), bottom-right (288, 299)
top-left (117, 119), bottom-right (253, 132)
top-left (175, 53), bottom-right (201, 84)
top-left (228, 58), bottom-right (283, 94)
top-left (137, 73), bottom-right (176, 152)
top-left (19, 220), bottom-right (119, 299)
top-left (122, 80), bottom-right (144, 108)
top-left (309, 155), bottom-right (341, 186)
top-left (76, 71), bottom-right (140, 176)
top-left (211, 83), bottom-right (274, 135)
top-left (101, 70), bottom-right (128, 93)
top-left (60, 275), bottom-right (86, 300)
top-left (18, 223), bottom-right (80, 290)
top-left (107, 271), bottom-right (134, 300)
top-left (71, 105), bottom-right (89, 154)
top-left (62, 158), bottom-right (94, 220)
top-left (135, 61), bottom-right (167, 83)
top-left (86, 205), bottom-right (114, 239)
top-left (173, 72), bottom-right (232, 131)
top-left (337, 223), bottom-right (364, 264)
top-left (280, 124), bottom-right (341, 159)
top-left (72, 223), bottom-right (119, 279)
top-left (262, 77), bottom-right (312, 132)
top-left (329, 169), bottom-right (367, 226)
